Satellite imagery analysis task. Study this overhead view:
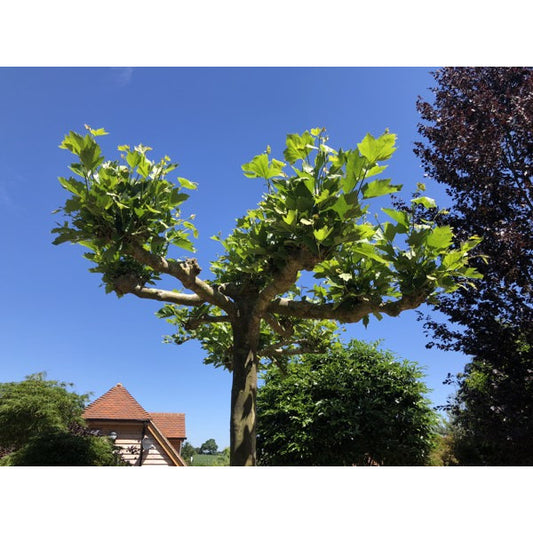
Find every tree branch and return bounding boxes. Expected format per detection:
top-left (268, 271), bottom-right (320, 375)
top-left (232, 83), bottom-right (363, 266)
top-left (267, 292), bottom-right (428, 323)
top-left (127, 244), bottom-right (236, 315)
top-left (127, 285), bottom-right (208, 306)
top-left (255, 247), bottom-right (318, 316)
top-left (263, 314), bottom-right (294, 338)
top-left (185, 315), bottom-right (231, 330)
top-left (259, 339), bottom-right (324, 359)
top-left (503, 133), bottom-right (533, 212)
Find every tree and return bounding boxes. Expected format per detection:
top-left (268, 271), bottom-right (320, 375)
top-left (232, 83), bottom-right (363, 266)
top-left (441, 341), bottom-right (532, 465)
top-left (415, 67), bottom-right (533, 464)
top-left (53, 125), bottom-right (481, 465)
top-left (180, 441), bottom-right (198, 464)
top-left (0, 373), bottom-right (124, 466)
top-left (199, 438), bottom-right (218, 455)
top-left (0, 372), bottom-right (87, 451)
top-left (0, 429), bottom-right (125, 466)
top-left (256, 340), bottom-right (439, 466)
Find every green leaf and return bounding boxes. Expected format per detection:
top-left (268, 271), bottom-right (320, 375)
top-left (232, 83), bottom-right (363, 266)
top-left (302, 175), bottom-right (316, 195)
top-left (85, 125), bottom-right (109, 137)
top-left (283, 132), bottom-right (315, 164)
top-left (382, 222), bottom-right (397, 241)
top-left (68, 163), bottom-right (87, 178)
top-left (162, 163), bottom-right (179, 175)
top-left (426, 226), bottom-right (454, 250)
top-left (441, 250), bottom-right (466, 270)
top-left (58, 176), bottom-right (85, 196)
top-left (353, 243), bottom-right (390, 265)
top-left (242, 154), bottom-right (268, 178)
top-left (329, 195), bottom-right (350, 219)
top-left (362, 179), bottom-right (403, 199)
top-left (382, 208), bottom-right (410, 230)
top-left (328, 148), bottom-right (347, 172)
top-left (242, 153), bottom-right (285, 179)
top-left (172, 236), bottom-right (195, 252)
top-left (51, 229), bottom-right (76, 245)
top-left (365, 164), bottom-right (387, 178)
top-left (59, 131), bottom-right (85, 154)
top-left (407, 228), bottom-right (431, 248)
top-left (461, 235), bottom-right (483, 252)
top-left (357, 132), bottom-right (397, 164)
top-left (282, 210), bottom-right (297, 225)
top-left (178, 177), bottom-right (198, 190)
top-left (314, 189), bottom-right (330, 205)
top-left (138, 157), bottom-right (152, 178)
top-left (126, 151), bottom-right (142, 168)
top-left (461, 267), bottom-right (483, 279)
top-left (352, 224), bottom-right (376, 241)
top-left (411, 196), bottom-right (437, 209)
top-left (313, 226), bottom-right (333, 242)
top-left (343, 151), bottom-right (365, 192)
top-left (77, 135), bottom-right (103, 171)
top-left (170, 189), bottom-right (189, 206)
top-left (183, 220), bottom-right (199, 238)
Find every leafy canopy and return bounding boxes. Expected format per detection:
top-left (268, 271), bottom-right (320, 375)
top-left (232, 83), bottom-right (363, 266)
top-left (256, 340), bottom-right (440, 466)
top-left (415, 67), bottom-right (533, 465)
top-left (52, 125), bottom-right (484, 466)
top-left (199, 438), bottom-right (218, 455)
top-left (53, 125), bottom-right (197, 292)
top-left (0, 372), bottom-right (124, 466)
top-left (53, 125), bottom-right (482, 371)
top-left (0, 372), bottom-right (87, 449)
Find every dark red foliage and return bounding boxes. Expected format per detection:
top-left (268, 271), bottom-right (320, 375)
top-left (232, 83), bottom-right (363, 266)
top-left (415, 67), bottom-right (533, 464)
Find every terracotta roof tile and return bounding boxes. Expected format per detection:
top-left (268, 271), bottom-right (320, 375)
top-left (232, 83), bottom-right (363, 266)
top-left (83, 384), bottom-right (187, 442)
top-left (150, 412), bottom-right (186, 439)
top-left (82, 383), bottom-right (151, 421)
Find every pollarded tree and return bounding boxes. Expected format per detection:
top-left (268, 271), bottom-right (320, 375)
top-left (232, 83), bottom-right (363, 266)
top-left (53, 126), bottom-right (481, 465)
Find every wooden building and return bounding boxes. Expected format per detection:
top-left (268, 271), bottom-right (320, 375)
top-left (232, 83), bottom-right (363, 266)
top-left (82, 383), bottom-right (187, 466)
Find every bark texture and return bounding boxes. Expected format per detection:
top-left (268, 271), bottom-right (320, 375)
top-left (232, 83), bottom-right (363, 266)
top-left (229, 304), bottom-right (260, 466)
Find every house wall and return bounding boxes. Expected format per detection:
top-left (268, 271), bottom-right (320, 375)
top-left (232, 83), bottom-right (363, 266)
top-left (168, 438), bottom-right (184, 454)
top-left (86, 421), bottom-right (174, 466)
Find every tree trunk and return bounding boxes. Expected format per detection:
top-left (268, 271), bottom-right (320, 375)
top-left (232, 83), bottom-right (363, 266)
top-left (230, 312), bottom-right (260, 466)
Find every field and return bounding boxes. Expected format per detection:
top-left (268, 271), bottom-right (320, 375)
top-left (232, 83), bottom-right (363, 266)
top-left (189, 453), bottom-right (229, 466)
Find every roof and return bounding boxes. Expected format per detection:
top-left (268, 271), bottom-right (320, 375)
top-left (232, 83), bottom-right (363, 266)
top-left (145, 422), bottom-right (187, 466)
top-left (150, 412), bottom-right (186, 439)
top-left (82, 384), bottom-right (186, 439)
top-left (82, 383), bottom-right (151, 421)
top-left (82, 383), bottom-right (187, 466)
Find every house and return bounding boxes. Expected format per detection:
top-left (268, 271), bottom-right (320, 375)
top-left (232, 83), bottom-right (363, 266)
top-left (82, 383), bottom-right (187, 466)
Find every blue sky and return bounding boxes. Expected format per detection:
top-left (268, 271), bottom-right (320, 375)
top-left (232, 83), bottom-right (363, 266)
top-left (0, 67), bottom-right (471, 449)
top-left (0, 2), bottom-right (528, 528)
